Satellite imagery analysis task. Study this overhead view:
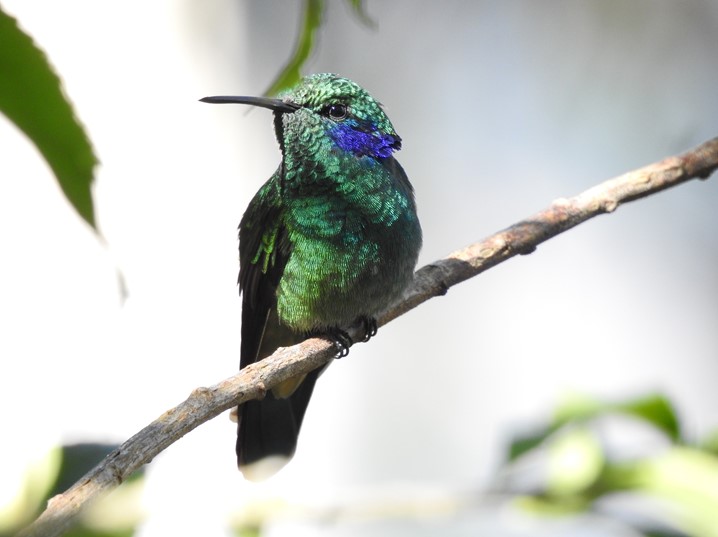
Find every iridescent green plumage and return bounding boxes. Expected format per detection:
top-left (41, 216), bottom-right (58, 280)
top-left (203, 73), bottom-right (421, 480)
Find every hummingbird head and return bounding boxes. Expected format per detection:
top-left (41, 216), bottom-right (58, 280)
top-left (280, 73), bottom-right (402, 158)
top-left (201, 73), bottom-right (402, 159)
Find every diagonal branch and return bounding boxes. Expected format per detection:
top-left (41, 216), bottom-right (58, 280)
top-left (18, 136), bottom-right (718, 537)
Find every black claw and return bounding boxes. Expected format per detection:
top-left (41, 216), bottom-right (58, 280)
top-left (323, 327), bottom-right (353, 358)
top-left (359, 316), bottom-right (378, 342)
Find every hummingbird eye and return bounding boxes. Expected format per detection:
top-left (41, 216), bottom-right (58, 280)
top-left (322, 103), bottom-right (348, 121)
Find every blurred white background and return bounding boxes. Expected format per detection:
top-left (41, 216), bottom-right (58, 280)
top-left (1, 1), bottom-right (717, 535)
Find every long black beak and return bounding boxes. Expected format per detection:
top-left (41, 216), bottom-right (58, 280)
top-left (200, 95), bottom-right (299, 113)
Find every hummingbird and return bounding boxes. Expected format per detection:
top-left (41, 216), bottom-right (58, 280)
top-left (201, 73), bottom-right (422, 480)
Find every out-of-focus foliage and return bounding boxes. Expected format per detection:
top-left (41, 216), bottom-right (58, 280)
top-left (230, 497), bottom-right (290, 537)
top-left (508, 393), bottom-right (681, 461)
top-left (0, 6), bottom-right (98, 230)
top-left (501, 393), bottom-right (718, 537)
top-left (1, 0), bottom-right (374, 236)
top-left (263, 0), bottom-right (323, 97)
top-left (264, 0), bottom-right (375, 96)
top-left (3, 444), bottom-right (144, 537)
top-left (7, 2), bottom-right (717, 536)
top-left (345, 0), bottom-right (376, 28)
top-left (0, 446), bottom-right (61, 536)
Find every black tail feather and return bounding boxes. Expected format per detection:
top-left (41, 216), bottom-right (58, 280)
top-left (237, 367), bottom-right (321, 471)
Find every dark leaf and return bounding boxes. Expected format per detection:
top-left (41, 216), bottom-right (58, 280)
top-left (48, 443), bottom-right (133, 498)
top-left (507, 428), bottom-right (554, 461)
top-left (0, 7), bottom-right (98, 229)
top-left (611, 394), bottom-right (682, 442)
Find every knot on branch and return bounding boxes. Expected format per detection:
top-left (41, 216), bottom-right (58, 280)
top-left (189, 386), bottom-right (213, 402)
top-left (602, 198), bottom-right (619, 213)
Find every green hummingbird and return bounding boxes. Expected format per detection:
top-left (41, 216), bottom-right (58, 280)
top-left (202, 73), bottom-right (422, 480)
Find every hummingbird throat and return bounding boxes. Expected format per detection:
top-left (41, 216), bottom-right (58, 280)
top-left (327, 121), bottom-right (401, 159)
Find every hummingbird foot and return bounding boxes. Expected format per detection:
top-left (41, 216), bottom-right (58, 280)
top-left (319, 327), bottom-right (353, 358)
top-left (358, 315), bottom-right (378, 342)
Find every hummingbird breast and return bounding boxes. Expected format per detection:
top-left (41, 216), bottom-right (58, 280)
top-left (275, 155), bottom-right (421, 332)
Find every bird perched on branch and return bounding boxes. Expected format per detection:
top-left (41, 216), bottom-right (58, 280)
top-left (202, 73), bottom-right (422, 480)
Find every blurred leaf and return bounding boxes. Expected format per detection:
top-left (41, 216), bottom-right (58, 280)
top-left (699, 428), bottom-right (718, 455)
top-left (612, 394), bottom-right (681, 442)
top-left (0, 7), bottom-right (98, 229)
top-left (547, 427), bottom-right (604, 496)
top-left (64, 528), bottom-right (134, 537)
top-left (507, 428), bottom-right (553, 461)
top-left (230, 498), bottom-right (290, 537)
top-left (0, 445), bottom-right (62, 536)
top-left (513, 494), bottom-right (590, 516)
top-left (552, 394), bottom-right (681, 442)
top-left (233, 526), bottom-right (262, 537)
top-left (0, 444), bottom-right (143, 537)
top-left (553, 393), bottom-right (681, 440)
top-left (506, 394), bottom-right (716, 537)
top-left (265, 0), bottom-right (324, 96)
top-left (49, 443), bottom-right (128, 498)
top-left (53, 444), bottom-right (144, 537)
top-left (507, 394), bottom-right (601, 461)
top-left (507, 393), bottom-right (682, 461)
top-left (345, 0), bottom-right (377, 28)
top-left (553, 392), bottom-right (603, 425)
top-left (75, 478), bottom-right (144, 537)
top-left (639, 529), bottom-right (691, 537)
top-left (633, 447), bottom-right (718, 537)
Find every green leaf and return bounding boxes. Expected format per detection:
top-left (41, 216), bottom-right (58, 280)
top-left (0, 445), bottom-right (62, 534)
top-left (506, 392), bottom-right (683, 462)
top-left (48, 444), bottom-right (129, 499)
top-left (63, 527), bottom-right (135, 537)
top-left (507, 428), bottom-right (554, 462)
top-left (633, 447), bottom-right (718, 537)
top-left (513, 494), bottom-right (590, 517)
top-left (345, 0), bottom-right (377, 28)
top-left (546, 427), bottom-right (604, 496)
top-left (506, 393), bottom-right (600, 462)
top-left (0, 7), bottom-right (98, 229)
top-left (264, 0), bottom-right (325, 97)
top-left (57, 444), bottom-right (144, 537)
top-left (612, 393), bottom-right (682, 442)
top-left (553, 393), bottom-right (681, 442)
top-left (699, 428), bottom-right (718, 455)
top-left (552, 392), bottom-right (603, 425)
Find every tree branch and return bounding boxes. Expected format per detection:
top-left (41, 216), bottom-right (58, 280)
top-left (19, 136), bottom-right (718, 537)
